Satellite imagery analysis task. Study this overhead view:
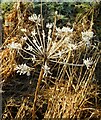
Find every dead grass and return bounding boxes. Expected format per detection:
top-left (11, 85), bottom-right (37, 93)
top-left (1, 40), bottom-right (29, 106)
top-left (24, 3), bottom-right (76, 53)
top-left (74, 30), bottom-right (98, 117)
top-left (42, 46), bottom-right (101, 119)
top-left (43, 79), bottom-right (101, 119)
top-left (1, 2), bottom-right (101, 120)
top-left (0, 46), bottom-right (16, 80)
top-left (0, 2), bottom-right (33, 80)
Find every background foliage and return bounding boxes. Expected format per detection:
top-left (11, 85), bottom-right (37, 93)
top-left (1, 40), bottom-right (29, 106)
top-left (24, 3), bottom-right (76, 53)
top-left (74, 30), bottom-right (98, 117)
top-left (1, 2), bottom-right (101, 38)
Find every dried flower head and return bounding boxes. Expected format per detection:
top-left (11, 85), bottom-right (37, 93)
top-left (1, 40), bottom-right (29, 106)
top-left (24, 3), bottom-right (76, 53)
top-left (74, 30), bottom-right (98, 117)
top-left (81, 31), bottom-right (94, 41)
top-left (81, 31), bottom-right (94, 47)
top-left (28, 14), bottom-right (41, 24)
top-left (15, 64), bottom-right (32, 76)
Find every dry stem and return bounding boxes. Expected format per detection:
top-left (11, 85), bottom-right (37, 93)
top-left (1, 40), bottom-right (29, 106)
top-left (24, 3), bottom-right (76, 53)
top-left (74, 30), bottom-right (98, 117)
top-left (32, 67), bottom-right (44, 119)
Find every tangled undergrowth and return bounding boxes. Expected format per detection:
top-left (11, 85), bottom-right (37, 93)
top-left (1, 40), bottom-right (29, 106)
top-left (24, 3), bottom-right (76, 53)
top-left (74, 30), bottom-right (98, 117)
top-left (44, 80), bottom-right (101, 119)
top-left (1, 2), bottom-right (101, 120)
top-left (0, 2), bottom-right (34, 80)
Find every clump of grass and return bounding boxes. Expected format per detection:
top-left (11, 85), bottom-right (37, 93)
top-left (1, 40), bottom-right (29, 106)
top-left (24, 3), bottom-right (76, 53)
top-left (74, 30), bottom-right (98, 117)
top-left (44, 76), bottom-right (101, 119)
top-left (0, 39), bottom-right (16, 80)
top-left (2, 97), bottom-right (33, 120)
top-left (0, 2), bottom-right (33, 80)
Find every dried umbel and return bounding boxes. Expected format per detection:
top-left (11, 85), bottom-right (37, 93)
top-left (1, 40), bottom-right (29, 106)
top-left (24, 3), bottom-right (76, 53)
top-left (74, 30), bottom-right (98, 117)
top-left (5, 14), bottom-right (75, 77)
top-left (14, 63), bottom-right (34, 76)
top-left (81, 30), bottom-right (94, 47)
top-left (5, 12), bottom-right (98, 77)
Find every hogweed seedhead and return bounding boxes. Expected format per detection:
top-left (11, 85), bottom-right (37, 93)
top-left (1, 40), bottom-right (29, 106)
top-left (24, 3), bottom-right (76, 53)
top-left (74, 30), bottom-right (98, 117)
top-left (5, 12), bottom-right (98, 78)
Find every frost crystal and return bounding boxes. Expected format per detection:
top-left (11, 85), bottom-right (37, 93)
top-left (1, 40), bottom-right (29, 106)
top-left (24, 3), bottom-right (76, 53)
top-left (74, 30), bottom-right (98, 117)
top-left (83, 58), bottom-right (93, 69)
top-left (56, 26), bottom-right (73, 33)
top-left (57, 51), bottom-right (62, 57)
top-left (26, 46), bottom-right (33, 51)
top-left (46, 23), bottom-right (53, 29)
top-left (21, 36), bottom-right (27, 41)
top-left (62, 26), bottom-right (73, 33)
top-left (81, 31), bottom-right (93, 41)
top-left (32, 55), bottom-right (36, 64)
top-left (68, 43), bottom-right (77, 50)
top-left (15, 64), bottom-right (31, 76)
top-left (56, 27), bottom-right (62, 33)
top-left (28, 14), bottom-right (37, 21)
top-left (43, 63), bottom-right (51, 77)
top-left (31, 30), bottom-right (37, 36)
top-left (21, 28), bottom-right (27, 32)
top-left (7, 42), bottom-right (22, 49)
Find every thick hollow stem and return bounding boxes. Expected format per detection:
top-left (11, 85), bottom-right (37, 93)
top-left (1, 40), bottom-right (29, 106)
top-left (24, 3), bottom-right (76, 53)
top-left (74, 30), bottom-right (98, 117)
top-left (32, 67), bottom-right (44, 119)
